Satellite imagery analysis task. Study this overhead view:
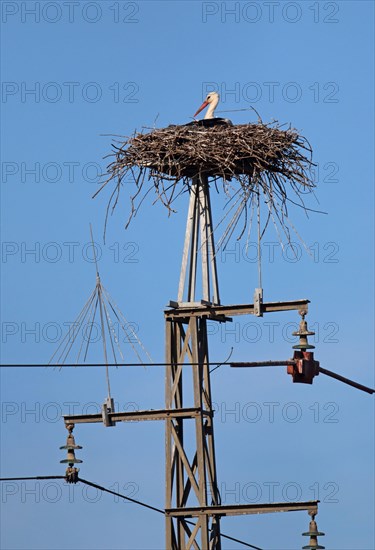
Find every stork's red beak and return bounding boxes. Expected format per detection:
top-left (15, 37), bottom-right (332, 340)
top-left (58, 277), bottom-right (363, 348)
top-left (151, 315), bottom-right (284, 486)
top-left (193, 100), bottom-right (209, 118)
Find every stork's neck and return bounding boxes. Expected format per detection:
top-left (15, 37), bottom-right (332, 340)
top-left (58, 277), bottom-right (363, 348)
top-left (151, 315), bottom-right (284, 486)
top-left (204, 97), bottom-right (219, 119)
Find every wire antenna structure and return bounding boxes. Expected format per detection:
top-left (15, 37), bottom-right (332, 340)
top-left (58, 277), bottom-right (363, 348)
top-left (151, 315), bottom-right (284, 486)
top-left (48, 225), bottom-right (152, 383)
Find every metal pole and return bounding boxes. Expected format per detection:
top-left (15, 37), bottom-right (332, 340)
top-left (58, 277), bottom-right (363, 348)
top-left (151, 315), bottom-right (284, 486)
top-left (165, 315), bottom-right (222, 549)
top-left (177, 174), bottom-right (220, 305)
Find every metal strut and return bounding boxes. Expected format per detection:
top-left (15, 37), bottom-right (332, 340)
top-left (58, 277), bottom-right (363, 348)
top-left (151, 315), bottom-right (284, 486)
top-left (169, 174), bottom-right (222, 548)
top-left (178, 175), bottom-right (220, 305)
top-left (165, 315), bottom-right (222, 550)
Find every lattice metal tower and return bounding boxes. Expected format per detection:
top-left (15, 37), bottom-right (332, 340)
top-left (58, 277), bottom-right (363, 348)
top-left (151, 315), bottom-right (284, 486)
top-left (165, 174), bottom-right (222, 548)
top-left (63, 174), bottom-right (327, 550)
top-left (163, 173), bottom-right (317, 549)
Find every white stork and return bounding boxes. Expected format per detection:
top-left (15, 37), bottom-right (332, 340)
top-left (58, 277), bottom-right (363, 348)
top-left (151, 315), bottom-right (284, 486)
top-left (194, 91), bottom-right (220, 119)
top-left (191, 92), bottom-right (232, 127)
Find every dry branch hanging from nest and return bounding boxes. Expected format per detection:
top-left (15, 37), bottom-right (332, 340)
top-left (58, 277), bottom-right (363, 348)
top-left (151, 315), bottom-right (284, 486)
top-left (95, 121), bottom-right (317, 245)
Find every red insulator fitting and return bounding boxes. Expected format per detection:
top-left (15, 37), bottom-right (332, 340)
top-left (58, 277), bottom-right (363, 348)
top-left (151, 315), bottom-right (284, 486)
top-left (287, 350), bottom-right (320, 385)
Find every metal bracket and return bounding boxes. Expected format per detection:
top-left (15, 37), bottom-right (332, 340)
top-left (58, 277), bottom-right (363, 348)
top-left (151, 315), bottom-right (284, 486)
top-left (253, 287), bottom-right (263, 317)
top-left (102, 397), bottom-right (116, 427)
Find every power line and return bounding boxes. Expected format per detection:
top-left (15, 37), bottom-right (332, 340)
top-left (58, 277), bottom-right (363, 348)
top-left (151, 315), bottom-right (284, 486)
top-left (79, 477), bottom-right (166, 515)
top-left (78, 478), bottom-right (264, 549)
top-left (0, 476), bottom-right (65, 481)
top-left (0, 362), bottom-right (236, 368)
top-left (2, 362), bottom-right (373, 394)
top-left (0, 475), bottom-right (263, 550)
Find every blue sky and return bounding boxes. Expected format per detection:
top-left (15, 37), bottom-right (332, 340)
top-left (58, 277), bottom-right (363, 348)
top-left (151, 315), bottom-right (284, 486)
top-left (1, 1), bottom-right (374, 549)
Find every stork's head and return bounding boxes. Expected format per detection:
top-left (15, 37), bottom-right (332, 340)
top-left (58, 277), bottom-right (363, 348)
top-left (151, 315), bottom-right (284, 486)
top-left (193, 92), bottom-right (220, 119)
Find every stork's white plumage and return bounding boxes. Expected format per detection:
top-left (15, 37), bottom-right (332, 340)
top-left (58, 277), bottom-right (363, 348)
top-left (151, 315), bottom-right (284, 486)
top-left (193, 92), bottom-right (220, 119)
top-left (191, 92), bottom-right (232, 127)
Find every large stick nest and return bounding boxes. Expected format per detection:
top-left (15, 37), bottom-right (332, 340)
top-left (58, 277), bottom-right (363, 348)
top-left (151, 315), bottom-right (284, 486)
top-left (96, 121), bottom-right (317, 245)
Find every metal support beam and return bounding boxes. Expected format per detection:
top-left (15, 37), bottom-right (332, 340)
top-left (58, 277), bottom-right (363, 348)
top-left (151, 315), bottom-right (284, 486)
top-left (64, 407), bottom-right (209, 425)
top-left (166, 299), bottom-right (310, 320)
top-left (177, 174), bottom-right (220, 306)
top-left (166, 500), bottom-right (319, 517)
top-left (231, 360), bottom-right (293, 368)
top-left (165, 315), bottom-right (222, 550)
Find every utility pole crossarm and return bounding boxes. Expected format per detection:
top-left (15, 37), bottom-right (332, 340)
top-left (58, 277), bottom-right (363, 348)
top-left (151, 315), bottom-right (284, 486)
top-left (166, 500), bottom-right (319, 518)
top-left (64, 407), bottom-right (211, 425)
top-left (166, 299), bottom-right (310, 320)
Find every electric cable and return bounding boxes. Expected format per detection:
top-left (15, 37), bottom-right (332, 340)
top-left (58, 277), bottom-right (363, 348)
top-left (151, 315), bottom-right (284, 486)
top-left (0, 475), bottom-right (263, 550)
